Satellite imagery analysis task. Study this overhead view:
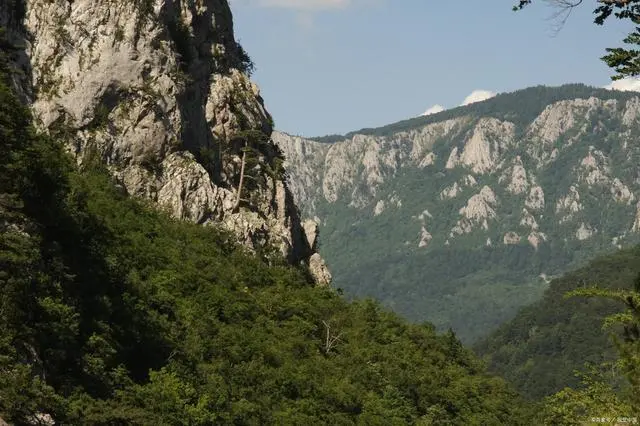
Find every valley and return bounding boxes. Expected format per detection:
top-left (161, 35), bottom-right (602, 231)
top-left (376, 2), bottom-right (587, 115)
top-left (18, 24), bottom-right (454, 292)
top-left (2, 0), bottom-right (640, 423)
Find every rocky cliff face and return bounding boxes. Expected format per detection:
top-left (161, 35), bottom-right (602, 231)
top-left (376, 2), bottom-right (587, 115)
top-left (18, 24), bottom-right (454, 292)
top-left (276, 93), bottom-right (640, 253)
top-left (1, 0), bottom-right (329, 284)
top-left (273, 85), bottom-right (640, 341)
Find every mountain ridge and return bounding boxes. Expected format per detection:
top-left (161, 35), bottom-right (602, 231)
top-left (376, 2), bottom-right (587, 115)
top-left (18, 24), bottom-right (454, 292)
top-left (305, 84), bottom-right (639, 143)
top-left (274, 83), bottom-right (640, 343)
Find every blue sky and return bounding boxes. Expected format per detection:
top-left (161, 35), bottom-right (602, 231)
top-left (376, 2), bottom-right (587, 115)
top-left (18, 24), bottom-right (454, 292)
top-left (230, 0), bottom-right (636, 137)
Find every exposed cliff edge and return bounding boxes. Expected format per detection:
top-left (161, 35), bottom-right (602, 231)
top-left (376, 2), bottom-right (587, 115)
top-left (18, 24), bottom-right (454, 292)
top-left (1, 0), bottom-right (330, 284)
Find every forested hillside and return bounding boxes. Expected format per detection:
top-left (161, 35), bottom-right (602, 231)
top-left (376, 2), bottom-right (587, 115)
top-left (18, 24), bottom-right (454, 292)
top-left (0, 56), bottom-right (529, 425)
top-left (475, 246), bottom-right (640, 400)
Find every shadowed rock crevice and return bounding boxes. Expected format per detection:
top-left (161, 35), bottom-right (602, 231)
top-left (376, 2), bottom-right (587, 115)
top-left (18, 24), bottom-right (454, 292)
top-left (0, 0), bottom-right (32, 103)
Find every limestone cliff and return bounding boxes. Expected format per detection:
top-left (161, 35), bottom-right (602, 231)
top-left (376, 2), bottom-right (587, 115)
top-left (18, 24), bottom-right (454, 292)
top-left (275, 91), bottom-right (640, 253)
top-left (1, 0), bottom-right (330, 284)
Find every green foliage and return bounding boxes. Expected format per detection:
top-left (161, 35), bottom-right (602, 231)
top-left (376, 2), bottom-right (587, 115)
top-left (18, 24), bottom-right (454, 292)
top-left (568, 283), bottom-right (640, 413)
top-left (114, 26), bottom-right (125, 43)
top-left (538, 365), bottom-right (633, 426)
top-left (0, 62), bottom-right (529, 424)
top-left (87, 103), bottom-right (111, 131)
top-left (475, 246), bottom-right (640, 400)
top-left (318, 194), bottom-right (549, 343)
top-left (197, 145), bottom-right (219, 177)
top-left (532, 277), bottom-right (640, 424)
top-left (228, 129), bottom-right (286, 209)
top-left (133, 0), bottom-right (155, 42)
top-left (236, 42), bottom-right (256, 76)
top-left (139, 151), bottom-right (162, 175)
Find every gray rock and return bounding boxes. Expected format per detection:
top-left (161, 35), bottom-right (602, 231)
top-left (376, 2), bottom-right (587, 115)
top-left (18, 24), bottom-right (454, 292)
top-left (303, 219), bottom-right (319, 251)
top-left (274, 95), bottom-right (640, 251)
top-left (2, 0), bottom-right (330, 283)
top-left (308, 253), bottom-right (332, 286)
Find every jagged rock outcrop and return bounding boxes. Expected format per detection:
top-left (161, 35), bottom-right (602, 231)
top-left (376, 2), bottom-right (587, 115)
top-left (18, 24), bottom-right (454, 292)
top-left (556, 185), bottom-right (583, 223)
top-left (446, 118), bottom-right (515, 174)
top-left (450, 186), bottom-right (497, 237)
top-left (525, 185), bottom-right (545, 211)
top-left (503, 232), bottom-right (521, 245)
top-left (308, 253), bottom-right (332, 286)
top-left (1, 0), bottom-right (330, 284)
top-left (500, 156), bottom-right (528, 194)
top-left (418, 226), bottom-right (432, 248)
top-left (575, 222), bottom-right (595, 241)
top-left (274, 90), bottom-right (640, 254)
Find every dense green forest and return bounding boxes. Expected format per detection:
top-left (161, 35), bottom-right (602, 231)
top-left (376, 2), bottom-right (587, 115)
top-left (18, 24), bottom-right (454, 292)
top-left (317, 192), bottom-right (552, 344)
top-left (465, 242), bottom-right (640, 423)
top-left (0, 48), bottom-right (532, 425)
top-left (475, 246), bottom-right (640, 400)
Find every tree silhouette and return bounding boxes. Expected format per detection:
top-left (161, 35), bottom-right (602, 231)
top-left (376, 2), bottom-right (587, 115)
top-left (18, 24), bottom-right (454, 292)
top-left (515, 0), bottom-right (640, 79)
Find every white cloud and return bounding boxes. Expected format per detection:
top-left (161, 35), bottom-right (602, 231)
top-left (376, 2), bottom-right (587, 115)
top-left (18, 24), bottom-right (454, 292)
top-left (604, 77), bottom-right (640, 92)
top-left (422, 105), bottom-right (445, 116)
top-left (461, 90), bottom-right (496, 106)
